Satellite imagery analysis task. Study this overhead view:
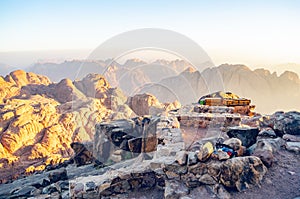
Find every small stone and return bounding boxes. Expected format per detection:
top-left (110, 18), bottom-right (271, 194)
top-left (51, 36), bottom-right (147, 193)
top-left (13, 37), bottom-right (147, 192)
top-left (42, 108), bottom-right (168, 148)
top-left (236, 146), bottom-right (246, 156)
top-left (113, 149), bottom-right (123, 155)
top-left (42, 184), bottom-right (58, 195)
top-left (175, 151), bottom-right (187, 165)
top-left (212, 184), bottom-right (231, 199)
top-left (265, 178), bottom-right (272, 184)
top-left (199, 174), bottom-right (216, 185)
top-left (188, 163), bottom-right (207, 175)
top-left (55, 180), bottom-right (69, 192)
top-left (99, 182), bottom-right (111, 194)
top-left (286, 142), bottom-right (300, 150)
top-left (110, 180), bottom-right (130, 194)
top-left (164, 161), bottom-right (188, 176)
top-left (165, 171), bottom-right (180, 180)
top-left (31, 177), bottom-right (51, 189)
top-left (258, 128), bottom-right (277, 138)
top-left (197, 142), bottom-right (214, 162)
top-left (111, 154), bottom-right (122, 162)
top-left (141, 172), bottom-right (156, 190)
top-left (61, 191), bottom-right (69, 199)
top-left (207, 162), bottom-right (221, 178)
top-left (253, 150), bottom-right (274, 168)
top-left (13, 186), bottom-right (37, 198)
top-left (283, 134), bottom-right (300, 142)
top-left (48, 168), bottom-right (68, 183)
top-left (73, 183), bottom-right (84, 195)
top-left (180, 197), bottom-right (192, 199)
top-left (164, 180), bottom-right (189, 199)
top-left (288, 171), bottom-right (296, 175)
top-left (50, 192), bottom-right (61, 199)
top-left (187, 151), bottom-right (198, 165)
top-left (217, 151), bottom-right (230, 160)
top-left (86, 181), bottom-right (96, 191)
top-left (223, 138), bottom-right (242, 151)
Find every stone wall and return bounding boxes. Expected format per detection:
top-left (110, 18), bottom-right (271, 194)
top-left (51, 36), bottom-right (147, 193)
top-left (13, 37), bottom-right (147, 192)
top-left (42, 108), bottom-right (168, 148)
top-left (71, 115), bottom-right (267, 198)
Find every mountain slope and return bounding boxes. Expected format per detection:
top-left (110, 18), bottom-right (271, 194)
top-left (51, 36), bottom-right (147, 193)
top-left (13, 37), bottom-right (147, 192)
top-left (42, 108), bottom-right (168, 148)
top-left (0, 70), bottom-right (132, 182)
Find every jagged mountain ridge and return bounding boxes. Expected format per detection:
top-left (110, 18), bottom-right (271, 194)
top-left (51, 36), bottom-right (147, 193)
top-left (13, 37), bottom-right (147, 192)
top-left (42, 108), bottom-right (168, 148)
top-left (143, 63), bottom-right (300, 113)
top-left (27, 59), bottom-right (194, 83)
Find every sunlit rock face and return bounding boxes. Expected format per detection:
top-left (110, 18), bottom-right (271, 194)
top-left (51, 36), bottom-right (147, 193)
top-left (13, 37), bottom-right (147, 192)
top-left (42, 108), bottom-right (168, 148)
top-left (0, 69), bottom-right (180, 182)
top-left (0, 70), bottom-right (135, 182)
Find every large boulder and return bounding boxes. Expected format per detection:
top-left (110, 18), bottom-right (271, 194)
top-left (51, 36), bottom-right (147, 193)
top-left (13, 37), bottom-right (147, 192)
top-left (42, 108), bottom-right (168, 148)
top-left (275, 112), bottom-right (300, 135)
top-left (252, 140), bottom-right (274, 167)
top-left (219, 156), bottom-right (267, 191)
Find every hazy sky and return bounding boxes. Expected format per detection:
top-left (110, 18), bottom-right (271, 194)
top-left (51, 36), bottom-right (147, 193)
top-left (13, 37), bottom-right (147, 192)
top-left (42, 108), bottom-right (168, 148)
top-left (1, 0), bottom-right (300, 68)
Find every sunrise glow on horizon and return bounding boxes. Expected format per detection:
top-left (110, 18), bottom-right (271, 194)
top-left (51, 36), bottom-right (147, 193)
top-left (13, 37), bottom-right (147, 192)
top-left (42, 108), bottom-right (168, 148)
top-left (1, 0), bottom-right (300, 68)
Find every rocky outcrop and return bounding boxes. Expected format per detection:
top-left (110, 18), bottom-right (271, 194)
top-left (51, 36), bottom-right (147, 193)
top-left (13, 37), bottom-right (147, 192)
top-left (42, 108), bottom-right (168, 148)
top-left (0, 96), bottom-right (113, 183)
top-left (5, 70), bottom-right (51, 87)
top-left (0, 71), bottom-right (135, 183)
top-left (260, 111), bottom-right (300, 136)
top-left (74, 73), bottom-right (110, 99)
top-left (127, 93), bottom-right (164, 116)
top-left (52, 78), bottom-right (86, 103)
top-left (70, 142), bottom-right (102, 167)
top-left (0, 70), bottom-right (51, 103)
top-left (127, 93), bottom-right (181, 116)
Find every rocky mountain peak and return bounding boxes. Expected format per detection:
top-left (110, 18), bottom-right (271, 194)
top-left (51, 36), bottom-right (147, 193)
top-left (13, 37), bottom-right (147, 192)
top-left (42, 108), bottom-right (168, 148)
top-left (74, 73), bottom-right (110, 98)
top-left (279, 70), bottom-right (300, 82)
top-left (183, 66), bottom-right (197, 73)
top-left (4, 70), bottom-right (51, 87)
top-left (218, 64), bottom-right (251, 72)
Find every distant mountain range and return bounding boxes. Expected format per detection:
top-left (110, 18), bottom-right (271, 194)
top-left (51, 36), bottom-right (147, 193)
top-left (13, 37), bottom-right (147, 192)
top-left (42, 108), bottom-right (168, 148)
top-left (26, 59), bottom-right (196, 83)
top-left (143, 63), bottom-right (300, 113)
top-left (1, 59), bottom-right (299, 113)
